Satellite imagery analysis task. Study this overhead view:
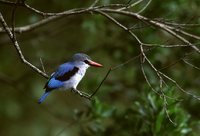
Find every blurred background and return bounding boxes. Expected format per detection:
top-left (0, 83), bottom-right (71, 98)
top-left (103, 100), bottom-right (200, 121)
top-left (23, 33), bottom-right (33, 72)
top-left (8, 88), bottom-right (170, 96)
top-left (0, 0), bottom-right (200, 135)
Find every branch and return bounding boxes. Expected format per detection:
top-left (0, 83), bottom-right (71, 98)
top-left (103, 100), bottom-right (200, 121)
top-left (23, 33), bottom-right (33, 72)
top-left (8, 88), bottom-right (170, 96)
top-left (95, 11), bottom-right (178, 124)
top-left (0, 8), bottom-right (93, 33)
top-left (98, 9), bottom-right (200, 53)
top-left (0, 5), bottom-right (199, 54)
top-left (159, 71), bottom-right (200, 101)
top-left (1, 0), bottom-right (200, 108)
top-left (90, 0), bottom-right (100, 8)
top-left (89, 68), bottom-right (112, 98)
top-left (137, 0), bottom-right (152, 14)
top-left (0, 0), bottom-right (17, 5)
top-left (0, 12), bottom-right (49, 78)
top-left (182, 59), bottom-right (200, 71)
top-left (117, 0), bottom-right (143, 11)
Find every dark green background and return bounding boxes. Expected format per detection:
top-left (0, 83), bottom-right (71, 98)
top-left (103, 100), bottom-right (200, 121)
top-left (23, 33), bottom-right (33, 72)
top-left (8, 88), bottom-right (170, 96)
top-left (0, 0), bottom-right (200, 135)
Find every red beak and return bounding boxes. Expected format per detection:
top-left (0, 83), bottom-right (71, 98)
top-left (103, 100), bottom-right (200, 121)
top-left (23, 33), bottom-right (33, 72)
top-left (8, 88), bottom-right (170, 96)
top-left (87, 60), bottom-right (103, 67)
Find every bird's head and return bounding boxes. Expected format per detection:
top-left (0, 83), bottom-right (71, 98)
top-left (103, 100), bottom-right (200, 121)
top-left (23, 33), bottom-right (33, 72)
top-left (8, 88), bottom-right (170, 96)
top-left (71, 53), bottom-right (103, 68)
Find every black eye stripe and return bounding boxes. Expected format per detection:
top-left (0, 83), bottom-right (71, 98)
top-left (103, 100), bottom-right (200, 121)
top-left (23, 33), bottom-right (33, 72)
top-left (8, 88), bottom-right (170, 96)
top-left (84, 60), bottom-right (89, 64)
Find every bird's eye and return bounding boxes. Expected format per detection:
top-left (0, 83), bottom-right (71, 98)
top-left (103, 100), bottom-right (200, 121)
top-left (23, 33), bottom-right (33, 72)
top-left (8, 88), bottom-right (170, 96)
top-left (84, 60), bottom-right (89, 64)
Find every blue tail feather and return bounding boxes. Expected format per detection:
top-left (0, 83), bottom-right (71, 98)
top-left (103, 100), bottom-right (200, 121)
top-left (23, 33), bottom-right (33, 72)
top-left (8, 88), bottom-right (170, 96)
top-left (38, 91), bottom-right (51, 104)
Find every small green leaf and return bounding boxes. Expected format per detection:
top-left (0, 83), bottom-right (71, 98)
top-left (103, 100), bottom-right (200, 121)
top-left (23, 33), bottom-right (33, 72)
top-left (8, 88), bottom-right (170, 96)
top-left (155, 110), bottom-right (165, 134)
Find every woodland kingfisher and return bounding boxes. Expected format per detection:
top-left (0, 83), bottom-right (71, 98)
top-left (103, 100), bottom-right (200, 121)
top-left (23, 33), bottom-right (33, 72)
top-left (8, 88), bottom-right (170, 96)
top-left (38, 53), bottom-right (103, 104)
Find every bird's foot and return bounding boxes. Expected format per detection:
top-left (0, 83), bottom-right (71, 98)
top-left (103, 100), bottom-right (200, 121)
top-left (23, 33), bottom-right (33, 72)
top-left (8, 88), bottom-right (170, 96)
top-left (71, 88), bottom-right (78, 94)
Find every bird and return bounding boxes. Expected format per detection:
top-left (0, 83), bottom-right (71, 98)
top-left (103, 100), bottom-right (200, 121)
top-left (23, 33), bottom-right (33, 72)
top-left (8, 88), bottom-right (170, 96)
top-left (38, 53), bottom-right (103, 104)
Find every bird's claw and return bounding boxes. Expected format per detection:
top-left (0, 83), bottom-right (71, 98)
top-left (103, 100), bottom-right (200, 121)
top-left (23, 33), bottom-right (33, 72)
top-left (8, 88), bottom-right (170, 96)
top-left (71, 88), bottom-right (80, 94)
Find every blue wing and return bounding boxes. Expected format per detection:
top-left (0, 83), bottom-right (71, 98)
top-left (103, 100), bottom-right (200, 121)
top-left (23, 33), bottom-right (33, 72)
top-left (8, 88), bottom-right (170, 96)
top-left (44, 62), bottom-right (79, 91)
top-left (39, 63), bottom-right (79, 104)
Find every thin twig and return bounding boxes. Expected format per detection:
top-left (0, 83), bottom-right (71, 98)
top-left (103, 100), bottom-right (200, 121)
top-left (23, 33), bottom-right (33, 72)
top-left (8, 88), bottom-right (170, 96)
top-left (142, 43), bottom-right (199, 48)
top-left (159, 71), bottom-right (200, 101)
top-left (11, 0), bottom-right (18, 41)
top-left (89, 68), bottom-right (112, 98)
top-left (40, 58), bottom-right (46, 73)
top-left (90, 0), bottom-right (100, 8)
top-left (158, 51), bottom-right (196, 71)
top-left (140, 63), bottom-right (160, 95)
top-left (0, 8), bottom-right (93, 33)
top-left (159, 58), bottom-right (182, 71)
top-left (70, 68), bottom-right (112, 100)
top-left (0, 0), bottom-right (17, 5)
top-left (117, 0), bottom-right (143, 11)
top-left (137, 0), bottom-right (152, 14)
top-left (98, 8), bottom-right (200, 53)
top-left (162, 95), bottom-right (177, 125)
top-left (182, 59), bottom-right (200, 71)
top-left (165, 25), bottom-right (200, 40)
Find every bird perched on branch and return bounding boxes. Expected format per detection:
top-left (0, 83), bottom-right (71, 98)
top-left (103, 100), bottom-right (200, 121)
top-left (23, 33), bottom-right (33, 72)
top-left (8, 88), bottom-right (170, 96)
top-left (38, 53), bottom-right (103, 104)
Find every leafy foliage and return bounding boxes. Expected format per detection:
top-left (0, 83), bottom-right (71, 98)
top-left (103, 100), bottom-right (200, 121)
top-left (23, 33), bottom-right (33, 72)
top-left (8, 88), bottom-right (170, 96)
top-left (77, 87), bottom-right (195, 136)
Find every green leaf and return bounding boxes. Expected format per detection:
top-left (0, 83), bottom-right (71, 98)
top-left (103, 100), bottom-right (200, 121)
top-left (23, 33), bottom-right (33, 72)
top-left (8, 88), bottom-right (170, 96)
top-left (155, 110), bottom-right (164, 134)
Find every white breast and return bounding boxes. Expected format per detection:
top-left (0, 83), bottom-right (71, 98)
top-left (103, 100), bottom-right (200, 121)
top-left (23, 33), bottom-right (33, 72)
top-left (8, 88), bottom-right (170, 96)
top-left (63, 64), bottom-right (88, 90)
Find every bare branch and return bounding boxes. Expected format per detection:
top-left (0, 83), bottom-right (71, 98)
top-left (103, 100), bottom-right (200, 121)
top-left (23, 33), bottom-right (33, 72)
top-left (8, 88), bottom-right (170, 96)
top-left (159, 71), bottom-right (200, 101)
top-left (0, 12), bottom-right (49, 78)
top-left (90, 0), bottom-right (100, 8)
top-left (137, 0), bottom-right (152, 14)
top-left (0, 0), bottom-right (17, 5)
top-left (142, 43), bottom-right (198, 48)
top-left (0, 5), bottom-right (199, 54)
top-left (0, 8), bottom-right (94, 33)
top-left (162, 95), bottom-right (176, 125)
top-left (69, 67), bottom-right (112, 101)
top-left (23, 2), bottom-right (47, 16)
top-left (140, 43), bottom-right (177, 125)
top-left (1, 1), bottom-right (200, 130)
top-left (158, 51), bottom-right (196, 71)
top-left (89, 68), bottom-right (112, 98)
top-left (117, 0), bottom-right (143, 11)
top-left (99, 9), bottom-right (200, 53)
top-left (165, 24), bottom-right (200, 40)
top-left (96, 10), bottom-right (179, 124)
top-left (40, 58), bottom-right (46, 73)
top-left (140, 63), bottom-right (160, 95)
top-left (183, 59), bottom-right (200, 71)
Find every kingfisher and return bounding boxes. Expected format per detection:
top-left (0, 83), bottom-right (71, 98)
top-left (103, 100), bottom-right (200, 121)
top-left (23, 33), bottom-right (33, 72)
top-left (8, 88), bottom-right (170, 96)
top-left (38, 53), bottom-right (103, 104)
